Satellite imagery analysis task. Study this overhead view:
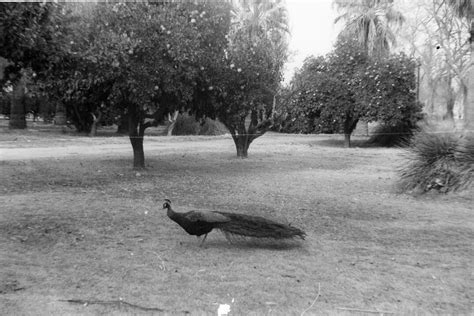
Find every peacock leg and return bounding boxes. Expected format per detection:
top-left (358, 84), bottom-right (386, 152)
top-left (199, 233), bottom-right (208, 247)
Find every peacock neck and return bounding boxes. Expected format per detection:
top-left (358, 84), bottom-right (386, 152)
top-left (166, 207), bottom-right (178, 220)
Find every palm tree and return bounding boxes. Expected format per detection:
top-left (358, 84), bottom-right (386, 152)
top-left (334, 0), bottom-right (404, 137)
top-left (229, 0), bottom-right (289, 53)
top-left (448, 0), bottom-right (472, 18)
top-left (229, 0), bottom-right (289, 80)
top-left (334, 0), bottom-right (404, 58)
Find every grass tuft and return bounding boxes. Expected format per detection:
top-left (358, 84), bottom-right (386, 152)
top-left (398, 129), bottom-right (474, 193)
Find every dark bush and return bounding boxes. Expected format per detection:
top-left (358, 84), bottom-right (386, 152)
top-left (0, 93), bottom-right (10, 117)
top-left (367, 122), bottom-right (421, 147)
top-left (198, 118), bottom-right (228, 136)
top-left (172, 112), bottom-right (228, 136)
top-left (172, 113), bottom-right (200, 135)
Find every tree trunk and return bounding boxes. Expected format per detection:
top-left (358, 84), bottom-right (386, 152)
top-left (344, 133), bottom-right (351, 148)
top-left (222, 112), bottom-right (271, 158)
top-left (444, 76), bottom-right (455, 122)
top-left (9, 75), bottom-right (27, 129)
top-left (89, 112), bottom-right (102, 137)
top-left (167, 121), bottom-right (176, 136)
top-left (128, 105), bottom-right (145, 169)
top-left (465, 20), bottom-right (474, 135)
top-left (130, 135), bottom-right (145, 169)
top-left (234, 135), bottom-right (249, 158)
top-left (54, 102), bottom-right (67, 125)
top-left (343, 116), bottom-right (358, 148)
top-left (166, 111), bottom-right (179, 136)
top-left (70, 102), bottom-right (89, 132)
top-left (444, 97), bottom-right (455, 121)
top-left (229, 119), bottom-right (252, 158)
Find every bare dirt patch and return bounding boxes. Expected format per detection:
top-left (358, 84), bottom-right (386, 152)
top-left (0, 129), bottom-right (473, 315)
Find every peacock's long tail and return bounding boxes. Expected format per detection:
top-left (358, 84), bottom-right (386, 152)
top-left (214, 212), bottom-right (306, 240)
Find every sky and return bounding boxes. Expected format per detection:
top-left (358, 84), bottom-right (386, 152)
top-left (284, 0), bottom-right (340, 83)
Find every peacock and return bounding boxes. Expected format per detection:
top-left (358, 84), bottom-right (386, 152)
top-left (162, 199), bottom-right (306, 246)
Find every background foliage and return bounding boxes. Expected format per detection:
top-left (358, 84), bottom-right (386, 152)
top-left (279, 36), bottom-right (422, 147)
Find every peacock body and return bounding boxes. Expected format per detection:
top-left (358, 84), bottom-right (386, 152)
top-left (163, 199), bottom-right (305, 245)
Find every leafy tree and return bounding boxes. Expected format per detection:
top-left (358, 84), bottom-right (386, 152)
top-left (289, 38), bottom-right (368, 147)
top-left (334, 0), bottom-right (405, 135)
top-left (0, 2), bottom-right (67, 129)
top-left (356, 52), bottom-right (423, 145)
top-left (120, 2), bottom-right (231, 167)
top-left (47, 2), bottom-right (232, 168)
top-left (208, 0), bottom-right (289, 157)
top-left (273, 84), bottom-right (315, 134)
top-left (285, 37), bottom-right (422, 147)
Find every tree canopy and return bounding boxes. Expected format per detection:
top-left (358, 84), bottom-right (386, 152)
top-left (210, 0), bottom-right (289, 157)
top-left (0, 2), bottom-right (69, 128)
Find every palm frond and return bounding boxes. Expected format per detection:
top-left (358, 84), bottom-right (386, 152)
top-left (447, 0), bottom-right (472, 18)
top-left (333, 0), bottom-right (404, 57)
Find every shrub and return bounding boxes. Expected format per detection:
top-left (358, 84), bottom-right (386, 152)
top-left (398, 130), bottom-right (474, 193)
top-left (172, 113), bottom-right (200, 136)
top-left (0, 93), bottom-right (10, 117)
top-left (198, 118), bottom-right (228, 136)
top-left (172, 113), bottom-right (228, 136)
top-left (367, 122), bottom-right (421, 147)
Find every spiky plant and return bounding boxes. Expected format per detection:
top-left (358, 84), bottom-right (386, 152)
top-left (399, 131), bottom-right (474, 193)
top-left (455, 135), bottom-right (474, 187)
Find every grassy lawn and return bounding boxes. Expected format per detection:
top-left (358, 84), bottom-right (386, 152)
top-left (0, 123), bottom-right (473, 315)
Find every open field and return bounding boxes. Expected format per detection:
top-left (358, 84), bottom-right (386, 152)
top-left (0, 124), bottom-right (473, 315)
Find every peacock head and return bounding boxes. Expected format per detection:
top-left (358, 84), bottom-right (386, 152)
top-left (163, 199), bottom-right (172, 209)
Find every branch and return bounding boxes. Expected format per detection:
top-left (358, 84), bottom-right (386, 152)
top-left (248, 118), bottom-right (273, 143)
top-left (221, 119), bottom-right (237, 138)
top-left (144, 113), bottom-right (156, 119)
top-left (167, 110), bottom-right (179, 123)
top-left (336, 307), bottom-right (394, 314)
top-left (142, 119), bottom-right (159, 130)
top-left (300, 283), bottom-right (321, 316)
top-left (59, 299), bottom-right (190, 314)
top-left (429, 1), bottom-right (469, 80)
top-left (91, 111), bottom-right (103, 123)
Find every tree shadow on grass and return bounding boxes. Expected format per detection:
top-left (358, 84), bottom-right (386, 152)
top-left (310, 136), bottom-right (378, 148)
top-left (199, 237), bottom-right (306, 251)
